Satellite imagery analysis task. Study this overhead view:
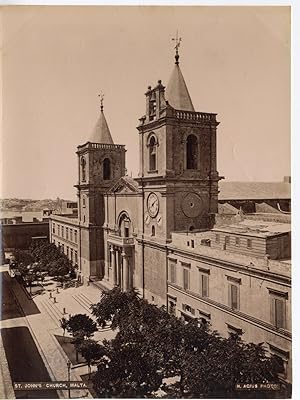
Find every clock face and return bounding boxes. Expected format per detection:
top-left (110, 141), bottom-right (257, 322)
top-left (147, 193), bottom-right (159, 218)
top-left (181, 192), bottom-right (203, 218)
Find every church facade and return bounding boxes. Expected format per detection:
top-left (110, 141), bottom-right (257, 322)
top-left (49, 49), bottom-right (291, 383)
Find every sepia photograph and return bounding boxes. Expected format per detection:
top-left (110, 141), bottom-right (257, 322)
top-left (0, 5), bottom-right (292, 399)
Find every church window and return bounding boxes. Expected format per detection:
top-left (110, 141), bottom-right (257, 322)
top-left (149, 135), bottom-right (157, 171)
top-left (81, 157), bottom-right (86, 182)
top-left (186, 134), bottom-right (198, 169)
top-left (118, 213), bottom-right (131, 237)
top-left (103, 158), bottom-right (111, 180)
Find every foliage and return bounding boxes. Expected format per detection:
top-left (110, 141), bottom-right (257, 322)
top-left (78, 339), bottom-right (104, 377)
top-left (59, 317), bottom-right (68, 336)
top-left (12, 249), bottom-right (34, 266)
top-left (66, 314), bottom-right (97, 339)
top-left (91, 288), bottom-right (281, 398)
top-left (66, 314), bottom-right (98, 363)
top-left (28, 240), bottom-right (75, 277)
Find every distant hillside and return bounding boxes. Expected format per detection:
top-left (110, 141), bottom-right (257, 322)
top-left (0, 198), bottom-right (74, 212)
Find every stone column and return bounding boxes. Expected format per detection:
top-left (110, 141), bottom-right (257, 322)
top-left (110, 246), bottom-right (116, 286)
top-left (105, 245), bottom-right (109, 281)
top-left (122, 251), bottom-right (129, 292)
top-left (116, 249), bottom-right (120, 287)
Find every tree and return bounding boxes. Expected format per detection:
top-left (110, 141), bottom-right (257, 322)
top-left (78, 339), bottom-right (104, 378)
top-left (91, 288), bottom-right (281, 398)
top-left (59, 317), bottom-right (68, 336)
top-left (12, 249), bottom-right (34, 266)
top-left (66, 314), bottom-right (98, 363)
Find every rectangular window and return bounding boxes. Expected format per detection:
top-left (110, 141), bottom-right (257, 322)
top-left (62, 244), bottom-right (65, 254)
top-left (191, 240), bottom-right (195, 248)
top-left (66, 227), bottom-right (69, 240)
top-left (247, 239), bottom-right (252, 249)
top-left (227, 323), bottom-right (243, 336)
top-left (235, 237), bottom-right (240, 246)
top-left (182, 304), bottom-right (195, 315)
top-left (53, 240), bottom-right (55, 246)
top-left (70, 248), bottom-right (73, 263)
top-left (215, 234), bottom-right (220, 243)
top-left (52, 223), bottom-right (55, 234)
top-left (269, 290), bottom-right (287, 329)
top-left (268, 344), bottom-right (289, 379)
top-left (74, 230), bottom-right (78, 243)
top-left (61, 226), bottom-right (64, 238)
top-left (200, 274), bottom-right (209, 297)
top-left (74, 250), bottom-right (78, 264)
top-left (183, 268), bottom-right (190, 290)
top-left (168, 300), bottom-right (176, 316)
top-left (70, 229), bottom-right (73, 241)
top-left (169, 261), bottom-right (176, 284)
top-left (66, 246), bottom-right (69, 257)
top-left (225, 236), bottom-right (230, 246)
top-left (58, 225), bottom-right (60, 236)
top-left (229, 283), bottom-right (239, 310)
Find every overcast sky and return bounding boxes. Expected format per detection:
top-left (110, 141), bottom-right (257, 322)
top-left (1, 6), bottom-right (290, 200)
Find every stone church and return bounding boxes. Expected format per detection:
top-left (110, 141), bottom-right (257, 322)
top-left (50, 46), bottom-right (291, 383)
top-left (74, 48), bottom-right (220, 306)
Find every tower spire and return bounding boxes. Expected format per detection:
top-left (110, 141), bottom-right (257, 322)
top-left (172, 30), bottom-right (182, 65)
top-left (98, 92), bottom-right (104, 112)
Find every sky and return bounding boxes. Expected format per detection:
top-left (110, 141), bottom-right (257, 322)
top-left (1, 6), bottom-right (290, 200)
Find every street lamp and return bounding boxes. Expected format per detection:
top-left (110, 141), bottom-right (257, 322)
top-left (67, 360), bottom-right (71, 398)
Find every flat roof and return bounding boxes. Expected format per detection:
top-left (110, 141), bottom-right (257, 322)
top-left (212, 220), bottom-right (291, 238)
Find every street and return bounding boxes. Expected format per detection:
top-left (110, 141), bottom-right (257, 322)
top-left (1, 271), bottom-right (58, 398)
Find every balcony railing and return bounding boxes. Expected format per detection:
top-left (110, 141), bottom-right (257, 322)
top-left (108, 234), bottom-right (134, 247)
top-left (174, 110), bottom-right (217, 122)
top-left (78, 142), bottom-right (125, 151)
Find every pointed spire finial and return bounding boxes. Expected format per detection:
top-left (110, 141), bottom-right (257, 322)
top-left (172, 30), bottom-right (182, 65)
top-left (98, 92), bottom-right (104, 112)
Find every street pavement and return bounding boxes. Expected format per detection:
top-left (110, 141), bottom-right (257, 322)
top-left (0, 265), bottom-right (116, 399)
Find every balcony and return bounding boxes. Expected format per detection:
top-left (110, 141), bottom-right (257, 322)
top-left (107, 234), bottom-right (135, 247)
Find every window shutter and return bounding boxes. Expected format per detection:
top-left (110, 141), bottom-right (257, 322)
top-left (183, 269), bottom-right (189, 290)
top-left (231, 284), bottom-right (238, 309)
top-left (275, 298), bottom-right (285, 328)
top-left (202, 275), bottom-right (209, 297)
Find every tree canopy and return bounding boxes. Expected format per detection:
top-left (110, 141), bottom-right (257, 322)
top-left (90, 288), bottom-right (282, 398)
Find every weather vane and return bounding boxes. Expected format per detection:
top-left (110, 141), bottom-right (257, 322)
top-left (98, 92), bottom-right (104, 111)
top-left (172, 30), bottom-right (182, 65)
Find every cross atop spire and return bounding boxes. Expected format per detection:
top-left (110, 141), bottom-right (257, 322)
top-left (172, 31), bottom-right (182, 65)
top-left (98, 92), bottom-right (104, 112)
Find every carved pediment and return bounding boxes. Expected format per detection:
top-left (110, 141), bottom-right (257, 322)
top-left (109, 177), bottom-right (139, 194)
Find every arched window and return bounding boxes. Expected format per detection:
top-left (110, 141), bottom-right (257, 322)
top-left (103, 158), bottom-right (111, 180)
top-left (81, 157), bottom-right (86, 182)
top-left (118, 212), bottom-right (131, 237)
top-left (149, 135), bottom-right (157, 171)
top-left (186, 135), bottom-right (198, 170)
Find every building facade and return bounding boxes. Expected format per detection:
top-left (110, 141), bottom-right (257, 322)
top-left (49, 49), bottom-right (291, 382)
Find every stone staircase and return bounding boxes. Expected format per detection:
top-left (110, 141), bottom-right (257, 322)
top-left (40, 297), bottom-right (64, 327)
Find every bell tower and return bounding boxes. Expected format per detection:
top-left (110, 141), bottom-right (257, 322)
top-left (137, 40), bottom-right (221, 242)
top-left (75, 97), bottom-right (126, 281)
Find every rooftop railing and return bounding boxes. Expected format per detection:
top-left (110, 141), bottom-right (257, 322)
top-left (173, 110), bottom-right (217, 122)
